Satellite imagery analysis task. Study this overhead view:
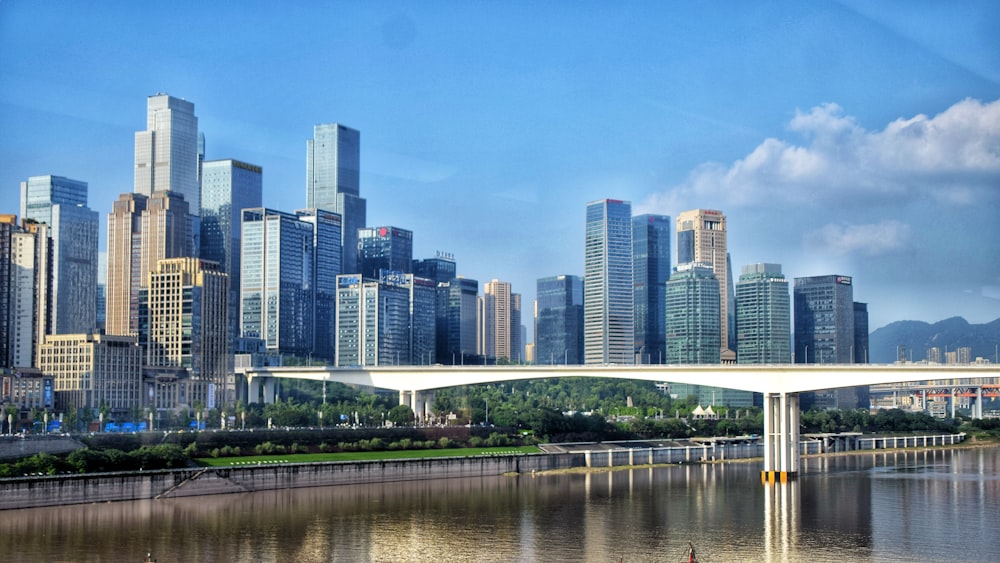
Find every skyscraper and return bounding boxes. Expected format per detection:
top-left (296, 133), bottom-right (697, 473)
top-left (239, 208), bottom-right (315, 357)
top-left (134, 94), bottom-right (201, 215)
top-left (479, 279), bottom-right (521, 362)
top-left (357, 226), bottom-right (413, 280)
top-left (5, 220), bottom-right (49, 368)
top-left (735, 263), bottom-right (791, 364)
top-left (138, 258), bottom-right (228, 408)
top-left (439, 277), bottom-right (479, 365)
top-left (335, 272), bottom-right (413, 366)
top-left (19, 175), bottom-right (98, 336)
top-left (535, 275), bottom-right (583, 365)
top-left (296, 208), bottom-right (343, 362)
top-left (676, 209), bottom-right (733, 362)
top-left (632, 214), bottom-right (671, 364)
top-left (584, 199), bottom-right (634, 365)
top-left (200, 159), bottom-right (263, 352)
top-left (664, 263), bottom-right (720, 365)
top-left (794, 274), bottom-right (865, 409)
top-left (106, 191), bottom-right (192, 336)
top-left (413, 252), bottom-right (457, 284)
top-left (307, 123), bottom-right (366, 273)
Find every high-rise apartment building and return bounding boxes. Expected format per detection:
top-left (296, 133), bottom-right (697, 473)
top-left (632, 214), bottom-right (671, 364)
top-left (535, 275), bottom-right (583, 365)
top-left (134, 94), bottom-right (201, 216)
top-left (38, 332), bottom-right (142, 419)
top-left (307, 123), bottom-right (366, 274)
top-left (139, 258), bottom-right (228, 407)
top-left (357, 226), bottom-right (413, 280)
top-left (19, 175), bottom-right (98, 336)
top-left (106, 191), bottom-right (192, 336)
top-left (200, 159), bottom-right (263, 351)
top-left (735, 263), bottom-right (791, 364)
top-left (295, 208), bottom-right (343, 362)
top-left (584, 199), bottom-right (634, 365)
top-left (676, 209), bottom-right (733, 362)
top-left (479, 279), bottom-right (521, 362)
top-left (5, 221), bottom-right (49, 368)
top-left (239, 208), bottom-right (315, 358)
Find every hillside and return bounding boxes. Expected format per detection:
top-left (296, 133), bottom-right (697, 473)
top-left (869, 317), bottom-right (1000, 363)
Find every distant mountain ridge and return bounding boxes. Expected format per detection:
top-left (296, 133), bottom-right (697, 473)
top-left (869, 317), bottom-right (1000, 364)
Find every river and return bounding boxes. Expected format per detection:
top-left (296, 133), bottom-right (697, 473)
top-left (0, 446), bottom-right (997, 562)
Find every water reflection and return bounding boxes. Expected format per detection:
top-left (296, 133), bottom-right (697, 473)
top-left (0, 447), bottom-right (997, 562)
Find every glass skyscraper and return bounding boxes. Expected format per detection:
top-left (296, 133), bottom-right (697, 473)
top-left (357, 226), bottom-right (413, 280)
top-left (664, 263), bottom-right (720, 365)
top-left (200, 159), bottom-right (263, 353)
top-left (239, 208), bottom-right (315, 357)
top-left (584, 199), bottom-right (634, 365)
top-left (535, 275), bottom-right (583, 365)
top-left (735, 263), bottom-right (791, 364)
top-left (19, 175), bottom-right (98, 336)
top-left (335, 272), bottom-right (413, 366)
top-left (632, 214), bottom-right (671, 364)
top-left (676, 209), bottom-right (733, 362)
top-left (307, 123), bottom-right (366, 274)
top-left (295, 208), bottom-right (343, 362)
top-left (134, 94), bottom-right (201, 216)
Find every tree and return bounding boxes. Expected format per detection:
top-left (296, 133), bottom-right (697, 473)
top-left (388, 404), bottom-right (415, 426)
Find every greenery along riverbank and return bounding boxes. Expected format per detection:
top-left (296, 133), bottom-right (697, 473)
top-left (2, 409), bottom-right (999, 478)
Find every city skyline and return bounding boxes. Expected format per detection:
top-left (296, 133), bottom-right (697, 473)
top-left (2, 2), bottom-right (998, 335)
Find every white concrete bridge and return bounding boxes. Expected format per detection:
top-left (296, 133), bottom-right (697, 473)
top-left (245, 363), bottom-right (998, 482)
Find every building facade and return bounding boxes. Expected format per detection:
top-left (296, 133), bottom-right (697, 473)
top-left (632, 214), bottom-right (671, 364)
top-left (139, 258), bottom-right (228, 408)
top-left (535, 275), bottom-right (584, 365)
top-left (200, 159), bottom-right (263, 352)
top-left (239, 208), bottom-right (315, 358)
top-left (296, 208), bottom-right (343, 362)
top-left (134, 94), bottom-right (201, 216)
top-left (37, 333), bottom-right (142, 419)
top-left (479, 279), bottom-right (521, 362)
top-left (584, 199), bottom-right (634, 365)
top-left (665, 263), bottom-right (720, 365)
top-left (306, 123), bottom-right (365, 274)
top-left (676, 209), bottom-right (733, 362)
top-left (357, 226), bottom-right (413, 280)
top-left (735, 263), bottom-right (791, 364)
top-left (19, 175), bottom-right (98, 336)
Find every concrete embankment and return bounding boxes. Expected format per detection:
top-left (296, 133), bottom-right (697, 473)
top-left (0, 435), bottom-right (85, 461)
top-left (0, 432), bottom-right (968, 511)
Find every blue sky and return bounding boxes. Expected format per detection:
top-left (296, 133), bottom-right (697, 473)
top-left (2, 1), bottom-right (998, 336)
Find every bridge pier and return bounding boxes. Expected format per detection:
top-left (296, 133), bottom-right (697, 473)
top-left (762, 392), bottom-right (800, 484)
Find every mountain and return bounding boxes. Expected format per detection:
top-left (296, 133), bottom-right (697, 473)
top-left (869, 317), bottom-right (1000, 364)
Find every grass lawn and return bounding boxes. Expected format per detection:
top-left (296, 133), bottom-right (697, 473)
top-left (196, 445), bottom-right (542, 467)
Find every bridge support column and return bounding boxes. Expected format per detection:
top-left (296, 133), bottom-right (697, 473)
top-left (976, 387), bottom-right (983, 419)
top-left (762, 392), bottom-right (799, 484)
top-left (247, 377), bottom-right (261, 405)
top-left (263, 377), bottom-right (277, 405)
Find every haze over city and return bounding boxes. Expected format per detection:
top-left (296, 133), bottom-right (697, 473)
top-left (2, 1), bottom-right (998, 334)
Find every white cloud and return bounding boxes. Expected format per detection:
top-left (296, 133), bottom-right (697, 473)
top-left (803, 220), bottom-right (912, 257)
top-left (636, 97), bottom-right (1000, 215)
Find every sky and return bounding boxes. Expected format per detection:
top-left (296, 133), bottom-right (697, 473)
top-left (1, 1), bottom-right (998, 338)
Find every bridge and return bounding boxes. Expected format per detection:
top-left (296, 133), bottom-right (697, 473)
top-left (244, 363), bottom-right (998, 483)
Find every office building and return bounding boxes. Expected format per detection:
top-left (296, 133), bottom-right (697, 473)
top-left (19, 175), bottom-right (99, 336)
top-left (106, 191), bottom-right (192, 336)
top-left (239, 208), bottom-right (315, 358)
top-left (535, 275), bottom-right (583, 365)
top-left (0, 368), bottom-right (55, 425)
top-left (735, 263), bottom-right (791, 364)
top-left (357, 226), bottom-right (413, 280)
top-left (4, 220), bottom-right (50, 368)
top-left (438, 277), bottom-right (479, 365)
top-left (664, 263), bottom-right (720, 365)
top-left (200, 159), bottom-right (263, 351)
top-left (413, 252), bottom-right (457, 284)
top-left (676, 209), bottom-right (734, 362)
top-left (632, 214), bottom-right (671, 364)
top-left (854, 302), bottom-right (869, 364)
top-left (584, 199), bottom-right (634, 365)
top-left (296, 208), bottom-right (343, 362)
top-left (794, 274), bottom-right (866, 409)
top-left (335, 272), bottom-right (412, 366)
top-left (479, 279), bottom-right (521, 362)
top-left (410, 275), bottom-right (439, 366)
top-left (306, 123), bottom-right (366, 273)
top-left (37, 332), bottom-right (142, 419)
top-left (139, 258), bottom-right (228, 408)
top-left (134, 94), bottom-right (201, 216)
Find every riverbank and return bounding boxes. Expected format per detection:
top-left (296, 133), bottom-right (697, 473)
top-left (0, 432), bottom-right (976, 510)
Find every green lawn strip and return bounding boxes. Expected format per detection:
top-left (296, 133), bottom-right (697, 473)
top-left (195, 446), bottom-right (541, 467)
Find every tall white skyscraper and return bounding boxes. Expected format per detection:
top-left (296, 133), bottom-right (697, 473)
top-left (134, 94), bottom-right (201, 215)
top-left (584, 199), bottom-right (634, 365)
top-left (306, 123), bottom-right (366, 274)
